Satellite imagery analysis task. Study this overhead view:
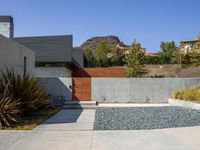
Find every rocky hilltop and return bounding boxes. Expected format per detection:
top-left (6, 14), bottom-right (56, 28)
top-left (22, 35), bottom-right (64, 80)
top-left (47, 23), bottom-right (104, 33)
top-left (80, 35), bottom-right (127, 51)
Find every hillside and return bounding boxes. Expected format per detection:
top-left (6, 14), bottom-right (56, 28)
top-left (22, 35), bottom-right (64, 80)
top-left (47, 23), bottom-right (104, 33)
top-left (80, 35), bottom-right (127, 51)
top-left (146, 65), bottom-right (200, 78)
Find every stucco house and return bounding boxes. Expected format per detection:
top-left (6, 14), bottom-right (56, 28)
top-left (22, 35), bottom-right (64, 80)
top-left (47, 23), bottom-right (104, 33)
top-left (180, 34), bottom-right (200, 53)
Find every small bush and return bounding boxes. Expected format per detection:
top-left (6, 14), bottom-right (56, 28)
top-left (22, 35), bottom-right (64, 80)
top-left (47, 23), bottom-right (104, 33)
top-left (172, 86), bottom-right (200, 103)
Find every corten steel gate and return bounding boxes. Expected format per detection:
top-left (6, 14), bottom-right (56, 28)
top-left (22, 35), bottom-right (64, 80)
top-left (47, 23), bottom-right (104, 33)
top-left (72, 68), bottom-right (126, 101)
top-left (72, 78), bottom-right (91, 101)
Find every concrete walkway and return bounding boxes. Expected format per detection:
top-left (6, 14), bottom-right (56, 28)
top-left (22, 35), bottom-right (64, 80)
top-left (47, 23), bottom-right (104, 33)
top-left (35, 109), bottom-right (95, 131)
top-left (1, 109), bottom-right (200, 150)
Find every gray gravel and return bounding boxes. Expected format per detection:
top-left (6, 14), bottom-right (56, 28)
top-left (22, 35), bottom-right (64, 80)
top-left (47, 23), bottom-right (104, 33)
top-left (94, 106), bottom-right (200, 130)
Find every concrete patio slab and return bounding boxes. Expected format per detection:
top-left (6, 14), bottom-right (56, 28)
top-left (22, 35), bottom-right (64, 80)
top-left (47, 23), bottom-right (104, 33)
top-left (8, 131), bottom-right (93, 150)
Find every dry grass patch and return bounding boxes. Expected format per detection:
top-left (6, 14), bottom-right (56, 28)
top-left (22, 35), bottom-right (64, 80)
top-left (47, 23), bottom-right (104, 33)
top-left (172, 87), bottom-right (200, 103)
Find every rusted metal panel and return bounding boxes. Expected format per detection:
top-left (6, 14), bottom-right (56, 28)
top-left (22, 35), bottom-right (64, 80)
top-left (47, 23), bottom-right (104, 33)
top-left (72, 78), bottom-right (91, 101)
top-left (72, 67), bottom-right (126, 77)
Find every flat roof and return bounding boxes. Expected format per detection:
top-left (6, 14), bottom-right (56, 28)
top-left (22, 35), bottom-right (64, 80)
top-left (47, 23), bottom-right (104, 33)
top-left (0, 16), bottom-right (13, 23)
top-left (180, 39), bottom-right (199, 43)
top-left (14, 35), bottom-right (73, 63)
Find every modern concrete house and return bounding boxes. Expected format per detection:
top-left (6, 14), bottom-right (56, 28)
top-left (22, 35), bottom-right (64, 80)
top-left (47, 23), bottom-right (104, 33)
top-left (0, 15), bottom-right (85, 102)
top-left (14, 35), bottom-right (85, 102)
top-left (0, 15), bottom-right (84, 78)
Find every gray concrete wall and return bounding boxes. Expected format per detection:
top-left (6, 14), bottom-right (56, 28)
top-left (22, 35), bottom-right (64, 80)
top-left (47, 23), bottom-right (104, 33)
top-left (38, 77), bottom-right (72, 102)
top-left (0, 35), bottom-right (35, 74)
top-left (35, 67), bottom-right (71, 78)
top-left (73, 47), bottom-right (84, 67)
top-left (92, 78), bottom-right (200, 103)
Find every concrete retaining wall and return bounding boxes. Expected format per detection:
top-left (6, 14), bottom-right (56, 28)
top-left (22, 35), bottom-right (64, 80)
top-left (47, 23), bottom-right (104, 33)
top-left (92, 78), bottom-right (200, 103)
top-left (38, 78), bottom-right (72, 103)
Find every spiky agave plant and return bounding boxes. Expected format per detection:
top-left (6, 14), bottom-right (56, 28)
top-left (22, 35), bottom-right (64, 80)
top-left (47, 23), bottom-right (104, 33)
top-left (0, 87), bottom-right (21, 128)
top-left (0, 68), bottom-right (50, 115)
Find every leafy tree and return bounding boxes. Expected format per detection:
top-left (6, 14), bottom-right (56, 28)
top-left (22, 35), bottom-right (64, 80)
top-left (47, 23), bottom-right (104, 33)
top-left (124, 42), bottom-right (147, 77)
top-left (172, 49), bottom-right (185, 68)
top-left (84, 48), bottom-right (96, 67)
top-left (159, 41), bottom-right (178, 64)
top-left (93, 42), bottom-right (112, 67)
top-left (145, 56), bottom-right (161, 64)
top-left (111, 47), bottom-right (125, 66)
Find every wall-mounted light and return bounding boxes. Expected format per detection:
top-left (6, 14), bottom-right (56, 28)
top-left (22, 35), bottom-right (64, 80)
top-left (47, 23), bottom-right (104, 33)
top-left (145, 96), bottom-right (150, 103)
top-left (102, 97), bottom-right (106, 101)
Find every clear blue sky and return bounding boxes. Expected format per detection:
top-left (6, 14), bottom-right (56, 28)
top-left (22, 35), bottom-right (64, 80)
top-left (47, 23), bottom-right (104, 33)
top-left (0, 0), bottom-right (200, 52)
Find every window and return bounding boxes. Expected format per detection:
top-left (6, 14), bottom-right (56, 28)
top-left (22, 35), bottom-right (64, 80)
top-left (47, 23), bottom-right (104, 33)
top-left (24, 56), bottom-right (27, 75)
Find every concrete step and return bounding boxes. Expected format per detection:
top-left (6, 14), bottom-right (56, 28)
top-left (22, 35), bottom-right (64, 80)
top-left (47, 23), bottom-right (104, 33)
top-left (63, 101), bottom-right (98, 109)
top-left (63, 105), bottom-right (97, 109)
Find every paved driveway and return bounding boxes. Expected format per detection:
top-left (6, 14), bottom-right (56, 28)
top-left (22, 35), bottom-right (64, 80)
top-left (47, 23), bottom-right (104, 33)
top-left (1, 109), bottom-right (200, 150)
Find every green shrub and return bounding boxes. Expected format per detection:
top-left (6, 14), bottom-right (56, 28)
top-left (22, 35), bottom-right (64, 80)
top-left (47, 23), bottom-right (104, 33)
top-left (0, 69), bottom-right (50, 115)
top-left (0, 90), bottom-right (21, 128)
top-left (172, 86), bottom-right (200, 103)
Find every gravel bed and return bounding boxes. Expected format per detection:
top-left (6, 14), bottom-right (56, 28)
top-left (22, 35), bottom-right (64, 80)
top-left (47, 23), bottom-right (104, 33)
top-left (94, 106), bottom-right (200, 130)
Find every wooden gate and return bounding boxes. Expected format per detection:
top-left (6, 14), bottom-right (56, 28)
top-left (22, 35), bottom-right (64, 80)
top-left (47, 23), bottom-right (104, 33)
top-left (72, 78), bottom-right (91, 101)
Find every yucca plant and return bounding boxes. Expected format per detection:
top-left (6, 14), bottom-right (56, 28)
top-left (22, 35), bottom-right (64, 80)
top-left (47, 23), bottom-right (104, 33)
top-left (0, 88), bottom-right (21, 128)
top-left (0, 68), bottom-right (50, 115)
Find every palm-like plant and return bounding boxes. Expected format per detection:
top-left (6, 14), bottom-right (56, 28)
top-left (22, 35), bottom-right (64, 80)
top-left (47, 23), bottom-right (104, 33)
top-left (0, 88), bottom-right (21, 128)
top-left (0, 68), bottom-right (50, 115)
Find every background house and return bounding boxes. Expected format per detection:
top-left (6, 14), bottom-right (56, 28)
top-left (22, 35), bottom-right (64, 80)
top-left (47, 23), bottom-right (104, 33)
top-left (180, 34), bottom-right (200, 53)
